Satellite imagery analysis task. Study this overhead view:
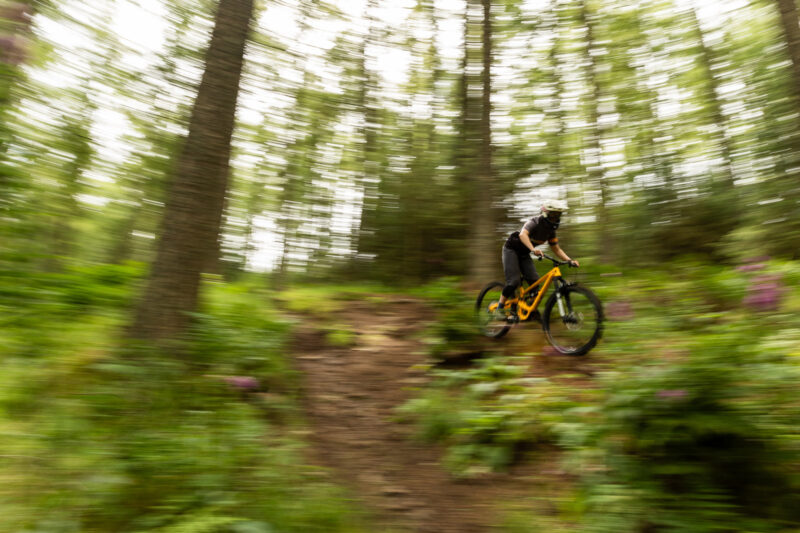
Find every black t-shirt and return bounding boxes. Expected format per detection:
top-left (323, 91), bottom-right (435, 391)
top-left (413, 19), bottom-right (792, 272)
top-left (504, 215), bottom-right (558, 255)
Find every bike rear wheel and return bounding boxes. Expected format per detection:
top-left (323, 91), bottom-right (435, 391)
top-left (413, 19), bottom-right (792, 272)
top-left (475, 281), bottom-right (511, 339)
top-left (543, 284), bottom-right (603, 356)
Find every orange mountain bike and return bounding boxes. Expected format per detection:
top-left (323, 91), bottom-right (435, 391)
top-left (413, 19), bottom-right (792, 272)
top-left (475, 253), bottom-right (604, 356)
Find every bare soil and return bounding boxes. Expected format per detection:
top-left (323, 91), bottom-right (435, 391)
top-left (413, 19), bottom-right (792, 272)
top-left (291, 297), bottom-right (592, 532)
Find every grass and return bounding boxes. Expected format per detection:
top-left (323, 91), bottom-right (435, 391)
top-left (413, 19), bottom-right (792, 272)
top-left (0, 264), bottom-right (369, 532)
top-left (274, 282), bottom-right (392, 316)
top-left (274, 282), bottom-right (394, 349)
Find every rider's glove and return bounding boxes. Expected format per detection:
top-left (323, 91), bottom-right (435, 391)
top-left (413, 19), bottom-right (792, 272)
top-left (568, 260), bottom-right (579, 267)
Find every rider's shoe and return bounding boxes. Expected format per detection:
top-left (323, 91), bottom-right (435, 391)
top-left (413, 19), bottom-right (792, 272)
top-left (505, 303), bottom-right (521, 323)
top-left (491, 301), bottom-right (509, 320)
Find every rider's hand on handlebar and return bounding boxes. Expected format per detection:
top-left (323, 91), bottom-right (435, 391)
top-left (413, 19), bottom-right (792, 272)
top-left (530, 248), bottom-right (543, 258)
top-left (568, 259), bottom-right (580, 268)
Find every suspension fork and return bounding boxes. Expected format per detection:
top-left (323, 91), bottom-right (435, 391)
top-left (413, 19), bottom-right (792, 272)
top-left (554, 277), bottom-right (569, 316)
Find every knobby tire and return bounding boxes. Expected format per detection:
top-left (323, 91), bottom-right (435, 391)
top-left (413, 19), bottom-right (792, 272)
top-left (542, 284), bottom-right (603, 356)
top-left (475, 281), bottom-right (511, 339)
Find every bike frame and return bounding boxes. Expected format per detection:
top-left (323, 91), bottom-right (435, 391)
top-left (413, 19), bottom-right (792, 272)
top-left (490, 263), bottom-right (566, 321)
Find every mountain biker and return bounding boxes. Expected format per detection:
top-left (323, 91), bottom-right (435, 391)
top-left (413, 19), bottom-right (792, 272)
top-left (496, 200), bottom-right (579, 317)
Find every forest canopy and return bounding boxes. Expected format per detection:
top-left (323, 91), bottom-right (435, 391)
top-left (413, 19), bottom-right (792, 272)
top-left (3, 0), bottom-right (799, 290)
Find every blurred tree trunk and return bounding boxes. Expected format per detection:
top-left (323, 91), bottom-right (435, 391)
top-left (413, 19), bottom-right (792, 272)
top-left (274, 75), bottom-right (333, 281)
top-left (108, 213), bottom-right (137, 265)
top-left (688, 7), bottom-right (735, 188)
top-left (354, 0), bottom-right (382, 267)
top-left (0, 1), bottom-right (35, 120)
top-left (355, 0), bottom-right (451, 282)
top-left (544, 7), bottom-right (571, 205)
top-left (774, 0), bottom-right (800, 186)
top-left (401, 0), bottom-right (443, 281)
top-left (46, 102), bottom-right (94, 270)
top-left (776, 0), bottom-right (800, 96)
top-left (576, 0), bottom-right (612, 263)
top-left (131, 0), bottom-right (254, 341)
top-left (773, 0), bottom-right (800, 249)
top-left (0, 1), bottom-right (34, 205)
top-left (453, 3), bottom-right (478, 273)
top-left (468, 0), bottom-right (496, 282)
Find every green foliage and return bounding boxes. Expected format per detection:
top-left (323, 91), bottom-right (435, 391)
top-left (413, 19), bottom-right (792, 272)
top-left (275, 283), bottom-right (388, 349)
top-left (191, 280), bottom-right (292, 376)
top-left (565, 334), bottom-right (800, 532)
top-left (0, 262), bottom-right (145, 360)
top-left (324, 324), bottom-right (357, 347)
top-left (275, 283), bottom-right (389, 316)
top-left (399, 356), bottom-right (576, 475)
top-left (1, 351), bottom-right (364, 532)
top-left (716, 224), bottom-right (774, 263)
top-left (52, 261), bottom-right (145, 309)
top-left (0, 261), bottom-right (144, 313)
top-left (411, 277), bottom-right (483, 359)
top-left (405, 261), bottom-right (800, 529)
top-left (0, 274), bottom-right (366, 532)
top-left (408, 277), bottom-right (466, 305)
top-left (701, 268), bottom-right (749, 308)
top-left (613, 192), bottom-right (741, 264)
top-left (423, 304), bottom-right (482, 359)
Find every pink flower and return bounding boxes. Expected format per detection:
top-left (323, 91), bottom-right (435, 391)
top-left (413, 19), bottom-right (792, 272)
top-left (736, 263), bottom-right (766, 273)
top-left (743, 274), bottom-right (784, 312)
top-left (0, 3), bottom-right (33, 24)
top-left (222, 376), bottom-right (260, 391)
top-left (0, 34), bottom-right (29, 66)
top-left (606, 300), bottom-right (634, 321)
top-left (737, 256), bottom-right (771, 272)
top-left (657, 389), bottom-right (688, 400)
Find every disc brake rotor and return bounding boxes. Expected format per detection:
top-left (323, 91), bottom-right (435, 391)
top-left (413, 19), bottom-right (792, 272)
top-left (564, 312), bottom-right (584, 331)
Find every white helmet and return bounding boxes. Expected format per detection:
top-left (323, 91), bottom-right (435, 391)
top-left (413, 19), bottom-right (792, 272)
top-left (541, 199), bottom-right (568, 229)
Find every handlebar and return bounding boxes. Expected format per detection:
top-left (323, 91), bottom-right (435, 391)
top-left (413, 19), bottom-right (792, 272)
top-left (532, 252), bottom-right (575, 267)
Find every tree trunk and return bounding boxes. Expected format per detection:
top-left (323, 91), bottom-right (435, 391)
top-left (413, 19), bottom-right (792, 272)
top-left (469, 0), bottom-right (496, 283)
top-left (777, 0), bottom-right (800, 96)
top-left (544, 7), bottom-right (570, 205)
top-left (688, 6), bottom-right (735, 188)
top-left (46, 110), bottom-right (93, 271)
top-left (354, 0), bottom-right (380, 259)
top-left (452, 1), bottom-right (478, 272)
top-left (0, 1), bottom-right (34, 198)
top-left (775, 0), bottom-right (800, 179)
top-left (131, 0), bottom-right (254, 341)
top-left (577, 0), bottom-right (612, 263)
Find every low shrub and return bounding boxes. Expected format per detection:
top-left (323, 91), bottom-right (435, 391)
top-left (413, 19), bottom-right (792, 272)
top-left (0, 276), bottom-right (367, 532)
top-left (411, 277), bottom-right (484, 360)
top-left (399, 357), bottom-right (576, 475)
top-left (564, 334), bottom-right (800, 532)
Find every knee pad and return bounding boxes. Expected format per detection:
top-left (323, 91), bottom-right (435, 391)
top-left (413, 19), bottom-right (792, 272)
top-left (502, 284), bottom-right (518, 298)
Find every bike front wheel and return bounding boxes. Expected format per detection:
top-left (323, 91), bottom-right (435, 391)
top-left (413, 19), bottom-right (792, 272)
top-left (543, 284), bottom-right (603, 356)
top-left (475, 281), bottom-right (511, 339)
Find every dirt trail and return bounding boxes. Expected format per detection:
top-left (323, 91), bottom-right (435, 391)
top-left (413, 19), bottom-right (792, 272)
top-left (291, 297), bottom-right (582, 532)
